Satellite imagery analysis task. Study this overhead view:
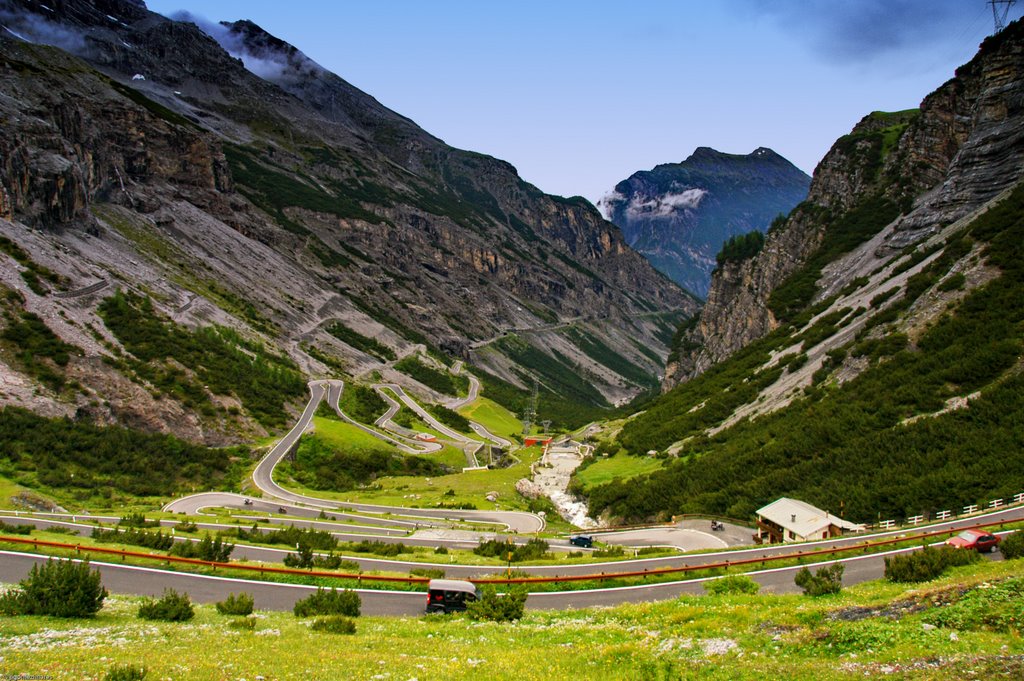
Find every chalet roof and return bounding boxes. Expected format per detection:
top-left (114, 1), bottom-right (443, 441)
top-left (756, 497), bottom-right (863, 537)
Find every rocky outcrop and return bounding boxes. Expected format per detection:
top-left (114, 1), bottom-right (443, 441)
top-left (0, 41), bottom-right (231, 228)
top-left (665, 21), bottom-right (1024, 389)
top-left (879, 27), bottom-right (1024, 252)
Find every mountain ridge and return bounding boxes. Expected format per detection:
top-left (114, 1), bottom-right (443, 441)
top-left (0, 0), bottom-right (693, 441)
top-left (665, 20), bottom-right (1024, 389)
top-left (598, 146), bottom-right (810, 297)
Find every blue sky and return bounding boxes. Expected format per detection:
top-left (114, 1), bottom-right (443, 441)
top-left (147, 1), bottom-right (1018, 203)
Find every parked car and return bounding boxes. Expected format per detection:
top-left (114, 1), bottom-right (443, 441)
top-left (945, 529), bottom-right (1001, 552)
top-left (569, 535), bottom-right (594, 548)
top-left (425, 579), bottom-right (480, 614)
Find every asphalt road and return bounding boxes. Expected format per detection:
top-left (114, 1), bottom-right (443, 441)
top-left (167, 381), bottom-right (545, 534)
top-left (377, 383), bottom-right (473, 443)
top-left (163, 492), bottom-right (544, 536)
top-left (327, 379), bottom-right (442, 454)
top-left (0, 539), bottom-right (1005, 616)
top-left (0, 550), bottom-right (427, 616)
top-left (4, 506), bottom-right (1019, 588)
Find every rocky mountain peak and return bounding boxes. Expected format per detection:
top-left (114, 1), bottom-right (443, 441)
top-left (599, 147), bottom-right (810, 297)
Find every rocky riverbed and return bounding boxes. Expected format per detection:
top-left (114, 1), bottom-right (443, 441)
top-left (517, 441), bottom-right (598, 529)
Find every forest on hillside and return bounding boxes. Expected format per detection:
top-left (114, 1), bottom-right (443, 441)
top-left (587, 184), bottom-right (1024, 523)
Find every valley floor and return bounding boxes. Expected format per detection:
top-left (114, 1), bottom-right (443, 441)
top-left (2, 560), bottom-right (1022, 680)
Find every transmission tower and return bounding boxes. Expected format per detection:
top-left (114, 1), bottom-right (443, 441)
top-left (990, 0), bottom-right (1016, 34)
top-left (521, 378), bottom-right (539, 435)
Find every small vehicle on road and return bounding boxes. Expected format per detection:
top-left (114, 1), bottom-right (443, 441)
top-left (569, 535), bottom-right (593, 548)
top-left (426, 579), bottom-right (480, 614)
top-left (710, 520), bottom-right (725, 532)
top-left (243, 498), bottom-right (253, 506)
top-left (946, 529), bottom-right (1000, 552)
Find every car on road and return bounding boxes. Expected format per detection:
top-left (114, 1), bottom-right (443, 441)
top-left (569, 535), bottom-right (593, 548)
top-left (426, 579), bottom-right (480, 614)
top-left (945, 529), bottom-right (1001, 552)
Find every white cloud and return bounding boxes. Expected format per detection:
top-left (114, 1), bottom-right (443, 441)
top-left (0, 9), bottom-right (87, 54)
top-left (659, 189), bottom-right (708, 211)
top-left (595, 190), bottom-right (626, 220)
top-left (623, 188), bottom-right (707, 220)
top-left (170, 10), bottom-right (309, 83)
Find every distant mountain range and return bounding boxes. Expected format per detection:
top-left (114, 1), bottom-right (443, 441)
top-left (598, 147), bottom-right (810, 297)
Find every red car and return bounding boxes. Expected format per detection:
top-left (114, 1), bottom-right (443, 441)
top-left (946, 529), bottom-right (1001, 552)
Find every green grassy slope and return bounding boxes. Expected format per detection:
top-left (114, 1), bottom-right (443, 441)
top-left (0, 558), bottom-right (1021, 680)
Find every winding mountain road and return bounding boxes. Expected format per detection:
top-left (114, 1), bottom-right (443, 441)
top-left (165, 380), bottom-right (544, 534)
top-left (376, 383), bottom-right (473, 443)
top-left (327, 380), bottom-right (442, 454)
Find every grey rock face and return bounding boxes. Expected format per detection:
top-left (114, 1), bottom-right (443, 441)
top-left (0, 0), bottom-right (696, 434)
top-left (666, 22), bottom-right (1024, 390)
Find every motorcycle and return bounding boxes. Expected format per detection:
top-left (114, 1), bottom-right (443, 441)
top-left (710, 520), bottom-right (724, 532)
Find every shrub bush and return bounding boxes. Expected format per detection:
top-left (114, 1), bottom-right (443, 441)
top-left (92, 527), bottom-right (174, 551)
top-left (0, 520), bottom-right (32, 535)
top-left (103, 664), bottom-right (147, 681)
top-left (473, 537), bottom-right (548, 562)
top-left (168, 533), bottom-right (233, 562)
top-left (138, 589), bottom-right (195, 621)
top-left (1000, 530), bottom-right (1024, 559)
top-left (466, 586), bottom-right (528, 622)
top-left (119, 513), bottom-right (159, 528)
top-left (937, 272), bottom-right (966, 292)
top-left (348, 540), bottom-right (407, 556)
top-left (283, 543), bottom-right (316, 569)
top-left (794, 563), bottom-right (844, 596)
top-left (884, 545), bottom-right (981, 582)
top-left (0, 558), bottom-right (107, 617)
top-left (215, 592), bottom-right (254, 616)
top-left (704, 574), bottom-right (760, 595)
top-left (310, 615), bottom-right (357, 634)
top-left (293, 588), bottom-right (361, 618)
top-left (236, 524), bottom-right (337, 550)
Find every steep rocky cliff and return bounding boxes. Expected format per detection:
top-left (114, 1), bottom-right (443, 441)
top-left (665, 21), bottom-right (1024, 390)
top-left (0, 0), bottom-right (693, 440)
top-left (598, 147), bottom-right (810, 297)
